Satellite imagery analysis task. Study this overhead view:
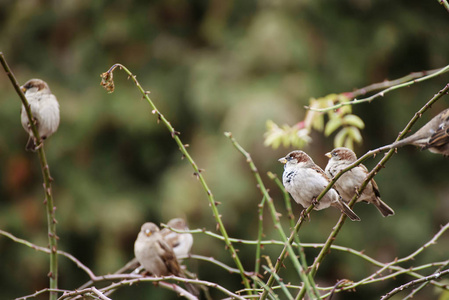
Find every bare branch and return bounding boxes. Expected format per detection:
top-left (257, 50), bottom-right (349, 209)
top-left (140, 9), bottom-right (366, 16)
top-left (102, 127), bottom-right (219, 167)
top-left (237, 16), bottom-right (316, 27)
top-left (381, 268), bottom-right (449, 300)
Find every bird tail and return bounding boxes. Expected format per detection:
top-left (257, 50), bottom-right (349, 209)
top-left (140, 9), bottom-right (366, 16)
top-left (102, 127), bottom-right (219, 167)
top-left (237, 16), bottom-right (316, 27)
top-left (179, 269), bottom-right (200, 296)
top-left (372, 198), bottom-right (395, 217)
top-left (387, 136), bottom-right (416, 149)
top-left (333, 199), bottom-right (361, 221)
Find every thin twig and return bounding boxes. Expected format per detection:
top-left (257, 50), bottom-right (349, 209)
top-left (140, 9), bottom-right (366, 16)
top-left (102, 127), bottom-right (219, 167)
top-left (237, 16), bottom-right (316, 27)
top-left (0, 230), bottom-right (96, 280)
top-left (266, 172), bottom-right (308, 280)
top-left (262, 266), bottom-right (294, 300)
top-left (100, 64), bottom-right (253, 293)
top-left (224, 132), bottom-right (320, 299)
top-left (68, 274), bottom-right (245, 300)
top-left (1, 52), bottom-right (59, 300)
top-left (190, 254), bottom-right (255, 277)
top-left (347, 67), bottom-right (444, 98)
top-left (403, 260), bottom-right (449, 300)
top-left (159, 221), bottom-right (449, 290)
top-left (295, 82), bottom-right (449, 299)
top-left (320, 260), bottom-right (449, 298)
top-left (254, 195), bottom-right (267, 285)
top-left (15, 289), bottom-right (70, 300)
top-left (381, 268), bottom-right (449, 300)
top-left (306, 64), bottom-right (449, 112)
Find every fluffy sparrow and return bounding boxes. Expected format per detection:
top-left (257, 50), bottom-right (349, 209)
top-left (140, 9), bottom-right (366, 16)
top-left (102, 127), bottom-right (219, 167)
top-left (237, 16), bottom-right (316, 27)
top-left (20, 79), bottom-right (60, 151)
top-left (161, 218), bottom-right (193, 261)
top-left (134, 222), bottom-right (198, 295)
top-left (279, 150), bottom-right (361, 221)
top-left (134, 222), bottom-right (182, 276)
top-left (325, 147), bottom-right (395, 217)
top-left (387, 108), bottom-right (449, 156)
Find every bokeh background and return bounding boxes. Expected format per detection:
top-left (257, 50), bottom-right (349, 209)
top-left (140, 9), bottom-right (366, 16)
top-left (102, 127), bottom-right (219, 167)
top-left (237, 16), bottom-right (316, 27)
top-left (1, 0), bottom-right (448, 299)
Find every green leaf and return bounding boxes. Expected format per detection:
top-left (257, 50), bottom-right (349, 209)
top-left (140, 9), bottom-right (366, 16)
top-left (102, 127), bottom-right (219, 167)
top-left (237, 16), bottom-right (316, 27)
top-left (311, 112), bottom-right (324, 131)
top-left (334, 127), bottom-right (349, 148)
top-left (324, 117), bottom-right (342, 136)
top-left (347, 126), bottom-right (363, 144)
top-left (343, 114), bottom-right (365, 129)
top-left (344, 137), bottom-right (354, 149)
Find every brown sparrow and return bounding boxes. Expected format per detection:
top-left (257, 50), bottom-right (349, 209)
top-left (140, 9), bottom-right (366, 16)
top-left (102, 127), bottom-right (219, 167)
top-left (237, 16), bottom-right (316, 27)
top-left (134, 222), bottom-right (182, 276)
top-left (134, 222), bottom-right (198, 295)
top-left (161, 218), bottom-right (193, 261)
top-left (325, 147), bottom-right (395, 217)
top-left (20, 79), bottom-right (60, 151)
top-left (279, 150), bottom-right (361, 221)
top-left (388, 108), bottom-right (449, 156)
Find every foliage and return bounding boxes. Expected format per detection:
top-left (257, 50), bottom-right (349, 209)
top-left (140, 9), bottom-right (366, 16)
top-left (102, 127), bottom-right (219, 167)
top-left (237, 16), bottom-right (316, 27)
top-left (264, 93), bottom-right (366, 150)
top-left (1, 1), bottom-right (449, 300)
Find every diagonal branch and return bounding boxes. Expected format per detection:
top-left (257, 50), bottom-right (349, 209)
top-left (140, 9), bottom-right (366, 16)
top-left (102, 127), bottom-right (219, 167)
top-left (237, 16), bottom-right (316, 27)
top-left (100, 64), bottom-right (252, 293)
top-left (306, 64), bottom-right (449, 112)
top-left (224, 132), bottom-right (320, 299)
top-left (295, 82), bottom-right (449, 299)
top-left (0, 229), bottom-right (96, 280)
top-left (381, 268), bottom-right (449, 300)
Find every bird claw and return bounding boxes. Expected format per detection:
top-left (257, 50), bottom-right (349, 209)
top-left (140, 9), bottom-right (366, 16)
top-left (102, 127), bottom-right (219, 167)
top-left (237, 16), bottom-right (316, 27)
top-left (34, 141), bottom-right (43, 151)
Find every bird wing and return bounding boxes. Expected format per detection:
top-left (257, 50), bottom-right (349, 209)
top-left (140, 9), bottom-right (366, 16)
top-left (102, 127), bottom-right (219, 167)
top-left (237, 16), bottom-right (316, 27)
top-left (310, 165), bottom-right (331, 180)
top-left (161, 229), bottom-right (180, 248)
top-left (425, 127), bottom-right (449, 149)
top-left (359, 164), bottom-right (381, 198)
top-left (369, 175), bottom-right (382, 198)
top-left (157, 240), bottom-right (181, 276)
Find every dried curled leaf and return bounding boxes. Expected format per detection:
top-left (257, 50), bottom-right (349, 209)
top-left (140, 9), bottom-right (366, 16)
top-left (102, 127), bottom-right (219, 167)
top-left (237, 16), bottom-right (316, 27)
top-left (100, 71), bottom-right (115, 93)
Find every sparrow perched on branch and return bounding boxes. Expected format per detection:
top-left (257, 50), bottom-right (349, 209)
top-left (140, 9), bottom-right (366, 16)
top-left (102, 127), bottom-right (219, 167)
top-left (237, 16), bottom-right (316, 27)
top-left (20, 79), bottom-right (60, 151)
top-left (325, 147), bottom-right (395, 217)
top-left (279, 150), bottom-right (361, 221)
top-left (161, 218), bottom-right (193, 261)
top-left (134, 222), bottom-right (198, 295)
top-left (387, 108), bottom-right (449, 156)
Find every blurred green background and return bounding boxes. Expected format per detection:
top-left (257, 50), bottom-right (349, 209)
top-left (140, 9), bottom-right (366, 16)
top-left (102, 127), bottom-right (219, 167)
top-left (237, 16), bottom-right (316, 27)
top-left (1, 0), bottom-right (448, 299)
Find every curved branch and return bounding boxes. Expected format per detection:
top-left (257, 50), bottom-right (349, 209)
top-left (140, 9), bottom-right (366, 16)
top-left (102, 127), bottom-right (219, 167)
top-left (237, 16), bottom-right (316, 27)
top-left (100, 64), bottom-right (253, 293)
top-left (1, 52), bottom-right (59, 299)
top-left (306, 64), bottom-right (449, 112)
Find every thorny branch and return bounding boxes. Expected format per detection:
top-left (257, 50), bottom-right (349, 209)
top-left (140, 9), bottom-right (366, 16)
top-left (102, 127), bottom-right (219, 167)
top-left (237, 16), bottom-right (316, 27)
top-left (295, 81), bottom-right (449, 299)
top-left (305, 64), bottom-right (449, 112)
top-left (1, 60), bottom-right (447, 300)
top-left (1, 52), bottom-right (59, 300)
top-left (100, 64), bottom-right (253, 293)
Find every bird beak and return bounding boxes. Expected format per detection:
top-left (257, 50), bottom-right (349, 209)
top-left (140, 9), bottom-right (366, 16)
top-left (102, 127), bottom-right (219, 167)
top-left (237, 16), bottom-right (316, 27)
top-left (21, 86), bottom-right (26, 93)
top-left (144, 230), bottom-right (152, 237)
top-left (325, 152), bottom-right (332, 158)
top-left (278, 157), bottom-right (287, 164)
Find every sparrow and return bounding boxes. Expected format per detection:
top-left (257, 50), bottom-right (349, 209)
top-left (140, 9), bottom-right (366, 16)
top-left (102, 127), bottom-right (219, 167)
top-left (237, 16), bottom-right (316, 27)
top-left (325, 147), bottom-right (395, 217)
top-left (20, 79), bottom-right (60, 151)
top-left (161, 218), bottom-right (193, 261)
top-left (279, 150), bottom-right (361, 221)
top-left (387, 108), bottom-right (449, 156)
top-left (134, 222), bottom-right (198, 295)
